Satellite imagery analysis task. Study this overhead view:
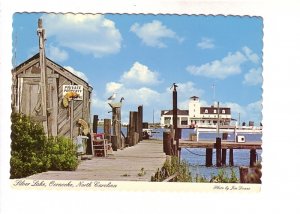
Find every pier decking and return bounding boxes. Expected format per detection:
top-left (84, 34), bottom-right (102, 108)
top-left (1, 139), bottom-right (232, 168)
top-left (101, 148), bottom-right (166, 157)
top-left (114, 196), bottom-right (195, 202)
top-left (27, 140), bottom-right (166, 181)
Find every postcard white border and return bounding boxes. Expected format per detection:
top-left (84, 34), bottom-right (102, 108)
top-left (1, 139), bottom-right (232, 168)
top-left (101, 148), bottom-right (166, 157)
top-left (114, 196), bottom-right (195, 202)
top-left (1, 0), bottom-right (300, 214)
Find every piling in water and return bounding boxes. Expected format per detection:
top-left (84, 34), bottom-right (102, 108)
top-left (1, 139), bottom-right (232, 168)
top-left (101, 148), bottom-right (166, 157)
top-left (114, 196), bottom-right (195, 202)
top-left (229, 149), bottom-right (234, 166)
top-left (216, 137), bottom-right (222, 167)
top-left (205, 148), bottom-right (213, 167)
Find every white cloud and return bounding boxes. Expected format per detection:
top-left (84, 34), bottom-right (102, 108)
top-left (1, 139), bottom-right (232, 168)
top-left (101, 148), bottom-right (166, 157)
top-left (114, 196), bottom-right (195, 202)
top-left (243, 67), bottom-right (263, 86)
top-left (130, 20), bottom-right (183, 48)
top-left (47, 45), bottom-right (69, 62)
top-left (197, 37), bottom-right (215, 49)
top-left (120, 87), bottom-right (161, 106)
top-left (105, 82), bottom-right (123, 94)
top-left (186, 51), bottom-right (247, 79)
top-left (64, 66), bottom-right (88, 82)
top-left (186, 47), bottom-right (260, 79)
top-left (42, 14), bottom-right (122, 57)
top-left (120, 62), bottom-right (160, 86)
top-left (222, 100), bottom-right (262, 125)
top-left (176, 82), bottom-right (204, 99)
top-left (242, 46), bottom-right (260, 64)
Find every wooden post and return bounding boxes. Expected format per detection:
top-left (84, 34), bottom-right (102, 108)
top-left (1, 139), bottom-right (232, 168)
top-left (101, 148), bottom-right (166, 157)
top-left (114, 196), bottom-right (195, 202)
top-left (229, 149), bottom-right (234, 166)
top-left (138, 105), bottom-right (143, 142)
top-left (134, 132), bottom-right (139, 145)
top-left (216, 137), bottom-right (222, 167)
top-left (250, 149), bottom-right (257, 167)
top-left (129, 111), bottom-right (135, 146)
top-left (112, 107), bottom-right (121, 149)
top-left (221, 132), bottom-right (227, 165)
top-left (170, 126), bottom-right (177, 156)
top-left (239, 166), bottom-right (249, 183)
top-left (111, 135), bottom-right (117, 151)
top-left (37, 18), bottom-right (48, 136)
top-left (222, 149), bottom-right (227, 165)
top-left (133, 111), bottom-right (138, 144)
top-left (116, 107), bottom-right (121, 149)
top-left (104, 119), bottom-right (111, 143)
top-left (206, 148), bottom-right (213, 167)
top-left (70, 100), bottom-right (74, 139)
top-left (163, 131), bottom-right (172, 155)
top-left (92, 115), bottom-right (98, 134)
top-left (172, 85), bottom-right (178, 156)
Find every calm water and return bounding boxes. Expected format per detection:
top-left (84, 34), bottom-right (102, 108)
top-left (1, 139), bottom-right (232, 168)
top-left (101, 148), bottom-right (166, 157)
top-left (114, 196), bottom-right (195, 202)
top-left (98, 127), bottom-right (262, 181)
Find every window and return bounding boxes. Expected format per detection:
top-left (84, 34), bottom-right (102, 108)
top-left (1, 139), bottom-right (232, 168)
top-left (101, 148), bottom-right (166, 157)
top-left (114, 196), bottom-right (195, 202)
top-left (214, 109), bottom-right (217, 114)
top-left (204, 109), bottom-right (208, 113)
top-left (222, 109), bottom-right (225, 114)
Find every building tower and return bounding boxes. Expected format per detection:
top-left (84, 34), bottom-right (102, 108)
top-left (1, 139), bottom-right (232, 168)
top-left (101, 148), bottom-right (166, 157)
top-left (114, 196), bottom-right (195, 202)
top-left (188, 96), bottom-right (201, 126)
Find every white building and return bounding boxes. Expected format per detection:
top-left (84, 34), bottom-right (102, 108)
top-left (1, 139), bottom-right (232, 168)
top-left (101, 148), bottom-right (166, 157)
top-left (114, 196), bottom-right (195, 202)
top-left (160, 96), bottom-right (231, 127)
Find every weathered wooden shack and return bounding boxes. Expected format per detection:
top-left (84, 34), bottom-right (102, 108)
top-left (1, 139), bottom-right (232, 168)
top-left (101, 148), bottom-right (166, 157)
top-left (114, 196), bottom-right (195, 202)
top-left (11, 19), bottom-right (93, 140)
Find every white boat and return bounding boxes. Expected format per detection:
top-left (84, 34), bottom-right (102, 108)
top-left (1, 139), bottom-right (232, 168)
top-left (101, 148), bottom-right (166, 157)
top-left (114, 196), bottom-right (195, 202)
top-left (194, 124), bottom-right (262, 142)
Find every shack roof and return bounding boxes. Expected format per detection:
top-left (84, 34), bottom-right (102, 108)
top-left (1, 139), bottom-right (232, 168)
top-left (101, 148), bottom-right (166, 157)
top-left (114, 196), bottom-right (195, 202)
top-left (12, 53), bottom-right (93, 90)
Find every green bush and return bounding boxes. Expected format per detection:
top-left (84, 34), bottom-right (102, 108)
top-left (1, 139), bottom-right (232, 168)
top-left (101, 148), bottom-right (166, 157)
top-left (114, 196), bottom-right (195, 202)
top-left (47, 136), bottom-right (79, 171)
top-left (151, 156), bottom-right (192, 182)
top-left (210, 168), bottom-right (239, 183)
top-left (10, 113), bottom-right (79, 178)
top-left (10, 113), bottom-right (50, 178)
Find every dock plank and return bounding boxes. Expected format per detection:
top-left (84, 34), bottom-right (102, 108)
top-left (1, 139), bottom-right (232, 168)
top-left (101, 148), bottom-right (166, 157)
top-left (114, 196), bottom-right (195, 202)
top-left (27, 140), bottom-right (166, 181)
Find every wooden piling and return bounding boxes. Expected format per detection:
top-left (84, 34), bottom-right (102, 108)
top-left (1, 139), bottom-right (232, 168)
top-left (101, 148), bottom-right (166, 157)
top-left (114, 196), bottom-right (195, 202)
top-left (205, 148), bottom-right (213, 167)
top-left (239, 166), bottom-right (249, 183)
top-left (104, 119), bottom-right (111, 143)
top-left (221, 133), bottom-right (227, 165)
top-left (133, 111), bottom-right (138, 144)
top-left (250, 149), bottom-right (257, 167)
top-left (115, 107), bottom-right (121, 149)
top-left (92, 115), bottom-right (98, 134)
top-left (111, 135), bottom-right (118, 151)
top-left (216, 137), bottom-right (222, 167)
top-left (170, 127), bottom-right (177, 156)
top-left (172, 85), bottom-right (178, 157)
top-left (163, 131), bottom-right (172, 155)
top-left (222, 149), bottom-right (227, 165)
top-left (112, 107), bottom-right (121, 149)
top-left (229, 149), bottom-right (234, 166)
top-left (128, 111), bottom-right (135, 146)
top-left (138, 105), bottom-right (143, 142)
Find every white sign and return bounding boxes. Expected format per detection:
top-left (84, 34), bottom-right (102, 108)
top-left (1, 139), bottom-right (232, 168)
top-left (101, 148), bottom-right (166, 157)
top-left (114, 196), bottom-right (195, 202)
top-left (63, 85), bottom-right (83, 100)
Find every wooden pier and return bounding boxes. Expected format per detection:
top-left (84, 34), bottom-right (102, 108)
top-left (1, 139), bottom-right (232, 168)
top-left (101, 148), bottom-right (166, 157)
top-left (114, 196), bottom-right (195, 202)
top-left (178, 139), bottom-right (262, 167)
top-left (179, 140), bottom-right (262, 150)
top-left (27, 140), bottom-right (166, 181)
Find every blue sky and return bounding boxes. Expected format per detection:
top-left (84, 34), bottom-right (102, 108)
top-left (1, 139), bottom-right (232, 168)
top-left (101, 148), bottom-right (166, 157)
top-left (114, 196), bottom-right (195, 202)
top-left (13, 13), bottom-right (263, 125)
